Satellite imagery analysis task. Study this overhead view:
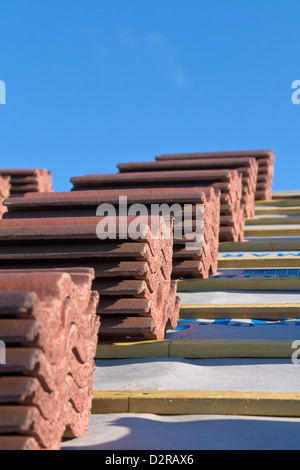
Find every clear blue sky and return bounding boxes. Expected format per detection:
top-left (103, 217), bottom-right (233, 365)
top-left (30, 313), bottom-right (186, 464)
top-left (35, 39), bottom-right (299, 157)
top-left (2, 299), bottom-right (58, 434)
top-left (0, 0), bottom-right (299, 192)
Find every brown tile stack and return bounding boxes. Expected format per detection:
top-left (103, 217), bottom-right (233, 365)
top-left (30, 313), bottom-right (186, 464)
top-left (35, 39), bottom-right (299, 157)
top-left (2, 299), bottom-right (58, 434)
top-left (133, 156), bottom-right (258, 218)
top-left (3, 187), bottom-right (220, 278)
top-left (0, 215), bottom-right (179, 341)
top-left (71, 169), bottom-right (244, 242)
top-left (156, 149), bottom-right (274, 201)
top-left (0, 175), bottom-right (10, 218)
top-left (251, 150), bottom-right (274, 200)
top-left (0, 169), bottom-right (53, 197)
top-left (0, 269), bottom-right (99, 450)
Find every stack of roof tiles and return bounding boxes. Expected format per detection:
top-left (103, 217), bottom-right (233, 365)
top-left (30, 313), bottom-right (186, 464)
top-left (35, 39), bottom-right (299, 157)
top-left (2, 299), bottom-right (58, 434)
top-left (71, 169), bottom-right (244, 243)
top-left (0, 169), bottom-right (53, 197)
top-left (146, 155), bottom-right (258, 218)
top-left (0, 175), bottom-right (10, 218)
top-left (249, 150), bottom-right (274, 200)
top-left (155, 149), bottom-right (275, 202)
top-left (0, 268), bottom-right (99, 450)
top-left (3, 188), bottom-right (220, 278)
top-left (0, 212), bottom-right (179, 341)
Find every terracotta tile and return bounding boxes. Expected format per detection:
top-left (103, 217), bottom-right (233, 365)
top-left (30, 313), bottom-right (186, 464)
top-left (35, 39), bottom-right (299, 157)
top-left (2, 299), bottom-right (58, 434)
top-left (156, 150), bottom-right (274, 201)
top-left (0, 270), bottom-right (99, 450)
top-left (70, 170), bottom-right (243, 242)
top-left (4, 187), bottom-right (220, 278)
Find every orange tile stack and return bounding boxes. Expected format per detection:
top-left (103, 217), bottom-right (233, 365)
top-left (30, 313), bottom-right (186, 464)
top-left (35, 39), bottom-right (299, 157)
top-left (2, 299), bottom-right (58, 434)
top-left (71, 169), bottom-right (244, 242)
top-left (0, 175), bottom-right (10, 218)
top-left (155, 149), bottom-right (275, 201)
top-left (0, 169), bottom-right (53, 197)
top-left (149, 155), bottom-right (258, 218)
top-left (3, 187), bottom-right (220, 278)
top-left (0, 268), bottom-right (99, 450)
top-left (0, 215), bottom-right (179, 341)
